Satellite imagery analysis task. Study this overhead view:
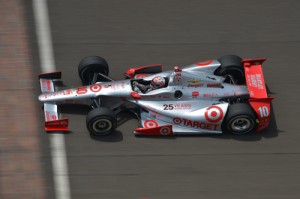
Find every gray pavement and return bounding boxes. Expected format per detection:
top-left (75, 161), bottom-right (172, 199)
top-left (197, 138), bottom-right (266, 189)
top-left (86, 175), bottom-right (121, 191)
top-left (35, 0), bottom-right (300, 198)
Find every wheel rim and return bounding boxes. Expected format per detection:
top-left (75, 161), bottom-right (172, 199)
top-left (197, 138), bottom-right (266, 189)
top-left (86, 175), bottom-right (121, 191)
top-left (230, 117), bottom-right (252, 134)
top-left (92, 118), bottom-right (112, 134)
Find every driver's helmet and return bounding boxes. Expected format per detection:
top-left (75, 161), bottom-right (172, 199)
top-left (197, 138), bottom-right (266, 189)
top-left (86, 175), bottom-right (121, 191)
top-left (150, 76), bottom-right (166, 89)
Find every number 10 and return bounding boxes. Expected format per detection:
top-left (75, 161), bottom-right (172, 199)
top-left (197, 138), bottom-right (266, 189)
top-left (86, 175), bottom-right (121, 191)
top-left (258, 106), bottom-right (269, 117)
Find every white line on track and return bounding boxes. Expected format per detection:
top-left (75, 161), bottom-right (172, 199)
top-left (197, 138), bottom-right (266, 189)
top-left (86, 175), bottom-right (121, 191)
top-left (33, 0), bottom-right (71, 199)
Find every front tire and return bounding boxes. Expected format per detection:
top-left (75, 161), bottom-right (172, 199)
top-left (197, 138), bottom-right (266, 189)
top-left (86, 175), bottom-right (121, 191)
top-left (78, 56), bottom-right (109, 85)
top-left (223, 103), bottom-right (257, 135)
top-left (215, 55), bottom-right (245, 85)
top-left (86, 107), bottom-right (117, 136)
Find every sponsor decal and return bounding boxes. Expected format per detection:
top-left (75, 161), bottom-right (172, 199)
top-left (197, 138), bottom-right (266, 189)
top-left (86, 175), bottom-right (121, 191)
top-left (43, 89), bottom-right (73, 99)
top-left (144, 120), bottom-right (158, 128)
top-left (246, 74), bottom-right (264, 90)
top-left (163, 103), bottom-right (192, 110)
top-left (47, 120), bottom-right (68, 126)
top-left (203, 93), bottom-right (218, 98)
top-left (76, 86), bottom-right (87, 94)
top-left (188, 83), bottom-right (204, 88)
top-left (173, 118), bottom-right (219, 130)
top-left (173, 118), bottom-right (182, 124)
top-left (90, 84), bottom-right (102, 92)
top-left (207, 83), bottom-right (222, 88)
top-left (45, 111), bottom-right (57, 121)
top-left (160, 126), bottom-right (171, 135)
top-left (188, 79), bottom-right (200, 83)
top-left (192, 91), bottom-right (199, 97)
top-left (195, 60), bottom-right (213, 66)
top-left (41, 80), bottom-right (52, 91)
top-left (204, 106), bottom-right (224, 123)
top-left (46, 111), bottom-right (51, 121)
top-left (64, 89), bottom-right (72, 95)
top-left (163, 104), bottom-right (174, 110)
top-left (111, 82), bottom-right (120, 90)
top-left (175, 73), bottom-right (182, 81)
top-left (47, 80), bottom-right (52, 91)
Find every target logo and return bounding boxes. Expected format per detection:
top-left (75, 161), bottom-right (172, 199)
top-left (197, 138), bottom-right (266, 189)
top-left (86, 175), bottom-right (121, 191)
top-left (90, 84), bottom-right (102, 92)
top-left (144, 120), bottom-right (158, 128)
top-left (160, 126), bottom-right (171, 135)
top-left (204, 106), bottom-right (224, 123)
top-left (173, 118), bottom-right (182, 124)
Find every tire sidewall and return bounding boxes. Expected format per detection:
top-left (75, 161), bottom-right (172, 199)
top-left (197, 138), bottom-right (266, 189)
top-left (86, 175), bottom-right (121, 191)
top-left (226, 114), bottom-right (256, 135)
top-left (88, 115), bottom-right (116, 136)
top-left (223, 103), bottom-right (258, 135)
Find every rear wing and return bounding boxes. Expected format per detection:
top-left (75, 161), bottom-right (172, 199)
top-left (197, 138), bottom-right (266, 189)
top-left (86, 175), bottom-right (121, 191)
top-left (243, 59), bottom-right (274, 132)
top-left (39, 71), bottom-right (69, 131)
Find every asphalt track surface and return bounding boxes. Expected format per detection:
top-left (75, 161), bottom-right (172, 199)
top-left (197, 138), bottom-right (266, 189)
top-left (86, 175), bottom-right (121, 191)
top-left (29, 0), bottom-right (300, 198)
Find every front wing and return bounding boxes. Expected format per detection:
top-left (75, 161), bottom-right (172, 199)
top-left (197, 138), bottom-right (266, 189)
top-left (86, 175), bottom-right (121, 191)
top-left (39, 71), bottom-right (69, 131)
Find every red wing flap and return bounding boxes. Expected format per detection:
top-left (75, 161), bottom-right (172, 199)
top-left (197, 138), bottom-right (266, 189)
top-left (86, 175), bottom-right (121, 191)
top-left (135, 125), bottom-right (174, 136)
top-left (249, 97), bottom-right (273, 132)
top-left (243, 59), bottom-right (267, 98)
top-left (243, 58), bottom-right (274, 132)
top-left (45, 119), bottom-right (69, 131)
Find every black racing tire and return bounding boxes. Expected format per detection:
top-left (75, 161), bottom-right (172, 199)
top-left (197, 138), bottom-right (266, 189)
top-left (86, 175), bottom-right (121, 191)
top-left (215, 55), bottom-right (245, 85)
top-left (223, 103), bottom-right (257, 135)
top-left (86, 107), bottom-right (117, 136)
top-left (78, 56), bottom-right (109, 85)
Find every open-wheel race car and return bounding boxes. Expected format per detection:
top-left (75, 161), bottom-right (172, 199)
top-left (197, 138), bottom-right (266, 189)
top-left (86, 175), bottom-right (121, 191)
top-left (38, 55), bottom-right (273, 136)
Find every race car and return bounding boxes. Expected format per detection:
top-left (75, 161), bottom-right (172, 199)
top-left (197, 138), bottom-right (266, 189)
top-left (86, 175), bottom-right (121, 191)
top-left (38, 55), bottom-right (273, 136)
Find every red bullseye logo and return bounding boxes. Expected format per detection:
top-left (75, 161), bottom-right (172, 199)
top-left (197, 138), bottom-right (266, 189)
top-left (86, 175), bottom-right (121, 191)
top-left (144, 120), bottom-right (158, 128)
top-left (204, 106), bottom-right (224, 123)
top-left (173, 118), bottom-right (182, 124)
top-left (160, 126), bottom-right (171, 135)
top-left (90, 84), bottom-right (102, 92)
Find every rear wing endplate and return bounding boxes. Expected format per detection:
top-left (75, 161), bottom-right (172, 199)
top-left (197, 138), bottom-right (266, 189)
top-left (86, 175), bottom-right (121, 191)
top-left (243, 59), bottom-right (274, 132)
top-left (39, 71), bottom-right (69, 132)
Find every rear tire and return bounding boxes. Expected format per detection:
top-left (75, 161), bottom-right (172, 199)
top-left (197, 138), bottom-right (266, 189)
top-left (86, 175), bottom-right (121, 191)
top-left (86, 107), bottom-right (117, 136)
top-left (223, 103), bottom-right (257, 135)
top-left (78, 56), bottom-right (109, 85)
top-left (215, 55), bottom-right (245, 85)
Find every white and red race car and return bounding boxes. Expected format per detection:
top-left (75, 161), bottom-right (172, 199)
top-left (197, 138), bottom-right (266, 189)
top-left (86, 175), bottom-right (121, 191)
top-left (38, 55), bottom-right (273, 136)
